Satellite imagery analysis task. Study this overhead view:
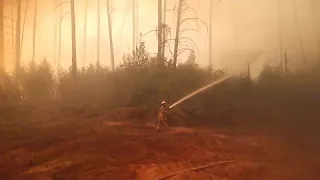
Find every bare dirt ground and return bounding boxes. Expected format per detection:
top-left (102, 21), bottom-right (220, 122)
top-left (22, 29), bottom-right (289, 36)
top-left (1, 109), bottom-right (320, 180)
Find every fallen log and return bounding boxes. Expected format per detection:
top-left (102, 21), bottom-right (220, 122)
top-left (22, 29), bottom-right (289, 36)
top-left (156, 157), bottom-right (278, 180)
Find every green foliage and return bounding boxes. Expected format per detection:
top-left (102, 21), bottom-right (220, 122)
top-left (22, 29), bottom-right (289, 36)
top-left (1, 41), bottom-right (320, 123)
top-left (52, 41), bottom-right (217, 110)
top-left (0, 71), bottom-right (21, 110)
top-left (121, 41), bottom-right (154, 71)
top-left (20, 59), bottom-right (54, 103)
top-left (57, 63), bottom-right (110, 104)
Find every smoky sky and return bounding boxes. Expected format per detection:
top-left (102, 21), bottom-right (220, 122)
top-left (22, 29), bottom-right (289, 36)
top-left (2, 0), bottom-right (319, 70)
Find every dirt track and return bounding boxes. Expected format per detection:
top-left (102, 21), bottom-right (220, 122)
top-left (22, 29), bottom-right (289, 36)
top-left (1, 113), bottom-right (320, 180)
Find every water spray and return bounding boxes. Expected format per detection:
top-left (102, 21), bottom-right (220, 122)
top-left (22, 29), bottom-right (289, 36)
top-left (168, 53), bottom-right (267, 109)
top-left (169, 75), bottom-right (232, 109)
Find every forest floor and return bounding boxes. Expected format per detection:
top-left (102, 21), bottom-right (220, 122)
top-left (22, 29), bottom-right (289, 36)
top-left (1, 107), bottom-right (320, 180)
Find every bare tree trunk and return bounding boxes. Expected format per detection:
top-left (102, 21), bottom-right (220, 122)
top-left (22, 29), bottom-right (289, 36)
top-left (161, 0), bottom-right (166, 60)
top-left (309, 0), bottom-right (320, 60)
top-left (157, 0), bottom-right (162, 64)
top-left (11, 6), bottom-right (15, 65)
top-left (173, 0), bottom-right (182, 68)
top-left (292, 0), bottom-right (306, 64)
top-left (120, 0), bottom-right (128, 44)
top-left (15, 0), bottom-right (21, 74)
top-left (71, 0), bottom-right (77, 79)
top-left (132, 0), bottom-right (135, 51)
top-left (53, 0), bottom-right (58, 70)
top-left (31, 0), bottom-right (38, 63)
top-left (0, 0), bottom-right (4, 73)
top-left (107, 0), bottom-right (115, 70)
top-left (209, 0), bottom-right (212, 68)
top-left (247, 64), bottom-right (251, 81)
top-left (97, 0), bottom-right (100, 65)
top-left (233, 0), bottom-right (237, 48)
top-left (20, 0), bottom-right (28, 53)
top-left (136, 0), bottom-right (138, 46)
top-left (58, 5), bottom-right (62, 72)
top-left (277, 0), bottom-right (283, 67)
top-left (284, 52), bottom-right (288, 76)
top-left (83, 0), bottom-right (87, 68)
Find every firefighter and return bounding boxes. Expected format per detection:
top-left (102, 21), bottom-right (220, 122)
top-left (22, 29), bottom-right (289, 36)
top-left (156, 100), bottom-right (169, 132)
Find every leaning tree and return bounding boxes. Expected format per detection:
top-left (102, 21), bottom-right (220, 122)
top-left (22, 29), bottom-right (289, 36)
top-left (54, 0), bottom-right (77, 79)
top-left (106, 0), bottom-right (115, 70)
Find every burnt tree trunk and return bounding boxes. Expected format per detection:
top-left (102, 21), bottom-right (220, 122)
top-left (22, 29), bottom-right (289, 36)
top-left (71, 0), bottom-right (77, 79)
top-left (83, 0), bottom-right (87, 68)
top-left (0, 0), bottom-right (4, 73)
top-left (15, 0), bottom-right (21, 74)
top-left (31, 0), bottom-right (38, 63)
top-left (20, 0), bottom-right (28, 54)
top-left (157, 0), bottom-right (162, 64)
top-left (309, 0), bottom-right (320, 60)
top-left (58, 5), bottom-right (62, 72)
top-left (161, 0), bottom-right (166, 60)
top-left (284, 52), bottom-right (288, 76)
top-left (132, 0), bottom-right (135, 51)
top-left (292, 0), bottom-right (306, 64)
top-left (136, 0), bottom-right (138, 47)
top-left (53, 0), bottom-right (58, 70)
top-left (107, 0), bottom-right (115, 70)
top-left (11, 5), bottom-right (15, 65)
top-left (97, 0), bottom-right (100, 65)
top-left (209, 0), bottom-right (212, 68)
top-left (173, 0), bottom-right (182, 68)
top-left (277, 0), bottom-right (283, 67)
